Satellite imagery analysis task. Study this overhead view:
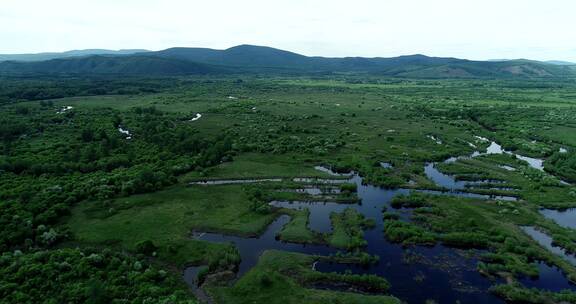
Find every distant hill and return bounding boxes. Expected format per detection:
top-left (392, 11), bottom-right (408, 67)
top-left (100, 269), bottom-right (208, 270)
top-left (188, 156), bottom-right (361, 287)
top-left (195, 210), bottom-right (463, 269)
top-left (147, 46), bottom-right (461, 72)
top-left (546, 60), bottom-right (575, 66)
top-left (148, 45), bottom-right (313, 69)
top-left (0, 44), bottom-right (574, 78)
top-left (0, 49), bottom-right (149, 62)
top-left (0, 55), bottom-right (222, 75)
top-left (491, 59), bottom-right (576, 66)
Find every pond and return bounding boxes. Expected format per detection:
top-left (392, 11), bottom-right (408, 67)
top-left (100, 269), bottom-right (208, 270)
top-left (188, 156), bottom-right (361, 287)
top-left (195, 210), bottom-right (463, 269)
top-left (292, 177), bottom-right (350, 184)
top-left (270, 200), bottom-right (364, 233)
top-left (522, 226), bottom-right (576, 266)
top-left (485, 141), bottom-right (544, 171)
top-left (540, 208), bottom-right (576, 230)
top-left (189, 178), bottom-right (282, 185)
top-left (56, 105), bottom-right (73, 114)
top-left (279, 186), bottom-right (341, 196)
top-left (422, 138), bottom-right (565, 199)
top-left (314, 165), bottom-right (353, 176)
top-left (380, 162), bottom-right (394, 169)
top-left (519, 261), bottom-right (576, 292)
top-left (423, 163), bottom-right (517, 201)
top-left (183, 141), bottom-right (570, 303)
top-left (186, 170), bottom-right (511, 303)
top-left (442, 139), bottom-right (545, 171)
top-left (118, 126), bottom-right (132, 140)
top-left (192, 215), bottom-right (335, 277)
top-left (424, 163), bottom-right (468, 190)
top-left (190, 113), bottom-right (202, 121)
top-left (314, 245), bottom-right (501, 304)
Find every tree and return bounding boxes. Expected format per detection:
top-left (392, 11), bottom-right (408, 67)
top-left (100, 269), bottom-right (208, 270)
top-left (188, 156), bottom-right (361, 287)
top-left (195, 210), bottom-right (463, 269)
top-left (81, 128), bottom-right (95, 142)
top-left (135, 240), bottom-right (158, 256)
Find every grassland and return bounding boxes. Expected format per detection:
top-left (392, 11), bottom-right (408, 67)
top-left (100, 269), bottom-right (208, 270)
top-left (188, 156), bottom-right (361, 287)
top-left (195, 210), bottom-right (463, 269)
top-left (67, 183), bottom-right (282, 266)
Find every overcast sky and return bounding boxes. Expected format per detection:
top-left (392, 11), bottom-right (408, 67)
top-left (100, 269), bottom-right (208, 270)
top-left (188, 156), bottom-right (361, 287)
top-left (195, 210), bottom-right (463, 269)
top-left (1, 0), bottom-right (575, 61)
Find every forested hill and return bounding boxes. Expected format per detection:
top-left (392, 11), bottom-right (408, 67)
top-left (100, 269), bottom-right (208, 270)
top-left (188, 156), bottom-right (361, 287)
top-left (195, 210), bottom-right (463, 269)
top-left (0, 55), bottom-right (226, 75)
top-left (0, 49), bottom-right (149, 62)
top-left (0, 44), bottom-right (574, 78)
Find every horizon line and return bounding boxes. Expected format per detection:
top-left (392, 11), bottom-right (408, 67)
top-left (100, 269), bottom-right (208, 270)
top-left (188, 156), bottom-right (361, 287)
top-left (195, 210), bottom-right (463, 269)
top-left (0, 44), bottom-right (574, 64)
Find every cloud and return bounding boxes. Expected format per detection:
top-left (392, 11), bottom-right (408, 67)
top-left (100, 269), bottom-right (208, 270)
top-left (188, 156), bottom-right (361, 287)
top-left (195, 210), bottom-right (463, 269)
top-left (0, 0), bottom-right (575, 61)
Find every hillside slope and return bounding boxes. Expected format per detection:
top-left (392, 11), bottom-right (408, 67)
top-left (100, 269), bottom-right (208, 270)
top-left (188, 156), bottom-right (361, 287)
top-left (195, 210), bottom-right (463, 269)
top-left (0, 49), bottom-right (149, 62)
top-left (0, 45), bottom-right (573, 78)
top-left (0, 55), bottom-right (222, 75)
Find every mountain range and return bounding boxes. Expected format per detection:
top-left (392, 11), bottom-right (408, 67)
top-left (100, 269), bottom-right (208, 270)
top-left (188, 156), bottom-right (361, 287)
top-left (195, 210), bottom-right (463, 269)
top-left (0, 49), bottom-right (148, 62)
top-left (0, 45), bottom-right (574, 78)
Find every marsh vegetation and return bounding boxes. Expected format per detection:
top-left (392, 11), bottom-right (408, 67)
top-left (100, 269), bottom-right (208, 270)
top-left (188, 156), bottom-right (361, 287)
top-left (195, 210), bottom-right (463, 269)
top-left (2, 76), bottom-right (576, 303)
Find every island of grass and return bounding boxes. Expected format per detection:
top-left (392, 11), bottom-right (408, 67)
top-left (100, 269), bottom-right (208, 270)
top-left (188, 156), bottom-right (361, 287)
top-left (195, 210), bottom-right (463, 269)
top-left (207, 250), bottom-right (400, 304)
top-left (386, 193), bottom-right (576, 294)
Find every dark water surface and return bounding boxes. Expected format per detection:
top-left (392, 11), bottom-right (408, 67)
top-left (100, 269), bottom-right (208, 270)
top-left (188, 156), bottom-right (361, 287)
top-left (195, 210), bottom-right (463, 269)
top-left (520, 261), bottom-right (576, 292)
top-left (522, 226), bottom-right (576, 266)
top-left (183, 139), bottom-right (573, 303)
top-left (540, 208), bottom-right (576, 230)
top-left (184, 170), bottom-right (508, 303)
top-left (423, 163), bottom-right (517, 201)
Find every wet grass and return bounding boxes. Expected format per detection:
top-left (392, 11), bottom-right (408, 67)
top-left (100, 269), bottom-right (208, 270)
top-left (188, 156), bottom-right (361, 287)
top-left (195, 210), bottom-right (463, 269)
top-left (181, 153), bottom-right (328, 181)
top-left (389, 193), bottom-right (576, 283)
top-left (328, 208), bottom-right (374, 249)
top-left (208, 250), bottom-right (400, 304)
top-left (67, 184), bottom-right (278, 266)
top-left (436, 154), bottom-right (576, 208)
top-left (277, 209), bottom-right (325, 245)
top-left (277, 206), bottom-right (375, 250)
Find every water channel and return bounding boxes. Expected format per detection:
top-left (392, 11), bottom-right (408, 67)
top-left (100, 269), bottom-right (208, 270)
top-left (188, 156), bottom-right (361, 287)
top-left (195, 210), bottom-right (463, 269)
top-left (183, 138), bottom-right (575, 303)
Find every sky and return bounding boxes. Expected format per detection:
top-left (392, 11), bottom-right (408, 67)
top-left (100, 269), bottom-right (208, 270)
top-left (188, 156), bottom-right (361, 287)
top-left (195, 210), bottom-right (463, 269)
top-left (1, 0), bottom-right (575, 61)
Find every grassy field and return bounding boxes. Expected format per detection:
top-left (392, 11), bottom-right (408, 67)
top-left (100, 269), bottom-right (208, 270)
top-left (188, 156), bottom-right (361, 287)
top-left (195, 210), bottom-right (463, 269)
top-left (181, 153), bottom-right (328, 180)
top-left (67, 184), bottom-right (278, 265)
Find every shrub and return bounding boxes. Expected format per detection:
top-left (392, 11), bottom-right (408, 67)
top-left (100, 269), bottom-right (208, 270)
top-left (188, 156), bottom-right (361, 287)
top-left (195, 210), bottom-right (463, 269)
top-left (135, 240), bottom-right (158, 255)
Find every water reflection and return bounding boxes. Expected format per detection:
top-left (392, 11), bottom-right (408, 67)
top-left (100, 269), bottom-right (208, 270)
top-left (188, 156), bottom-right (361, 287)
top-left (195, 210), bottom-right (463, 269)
top-left (185, 170), bottom-right (507, 303)
top-left (183, 141), bottom-right (568, 302)
top-left (540, 208), bottom-right (576, 230)
top-left (189, 178), bottom-right (282, 185)
top-left (423, 163), bottom-right (517, 201)
top-left (521, 226), bottom-right (576, 266)
top-left (520, 262), bottom-right (575, 292)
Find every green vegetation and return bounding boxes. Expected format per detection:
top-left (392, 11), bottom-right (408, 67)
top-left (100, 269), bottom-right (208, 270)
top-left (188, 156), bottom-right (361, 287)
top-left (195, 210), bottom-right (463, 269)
top-left (387, 193), bottom-right (576, 286)
top-left (67, 185), bottom-right (276, 265)
top-left (2, 45), bottom-right (574, 78)
top-left (383, 220), bottom-right (436, 246)
top-left (547, 152), bottom-right (576, 183)
top-left (0, 247), bottom-right (195, 303)
top-left (435, 154), bottom-right (574, 208)
top-left (328, 208), bottom-right (374, 249)
top-left (491, 283), bottom-right (576, 304)
top-left (277, 209), bottom-right (324, 245)
top-left (277, 205), bottom-right (374, 250)
top-left (208, 250), bottom-right (399, 304)
top-left (2, 74), bottom-right (576, 303)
